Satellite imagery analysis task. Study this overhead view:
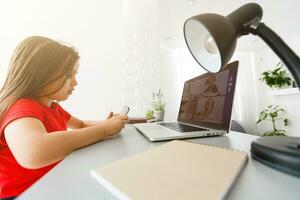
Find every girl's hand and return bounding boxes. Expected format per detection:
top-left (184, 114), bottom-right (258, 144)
top-left (107, 111), bottom-right (121, 118)
top-left (106, 111), bottom-right (114, 119)
top-left (104, 114), bottom-right (128, 137)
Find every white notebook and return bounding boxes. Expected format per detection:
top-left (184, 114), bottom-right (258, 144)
top-left (91, 140), bottom-right (248, 200)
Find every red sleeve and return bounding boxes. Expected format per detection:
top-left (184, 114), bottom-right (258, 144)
top-left (53, 103), bottom-right (71, 121)
top-left (0, 99), bottom-right (44, 146)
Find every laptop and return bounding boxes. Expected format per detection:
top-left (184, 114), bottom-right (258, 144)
top-left (134, 61), bottom-right (239, 141)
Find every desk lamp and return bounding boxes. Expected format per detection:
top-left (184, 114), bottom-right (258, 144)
top-left (183, 3), bottom-right (300, 177)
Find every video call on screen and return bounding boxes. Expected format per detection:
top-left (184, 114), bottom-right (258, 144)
top-left (178, 69), bottom-right (234, 125)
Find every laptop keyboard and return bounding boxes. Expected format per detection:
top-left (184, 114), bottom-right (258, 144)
top-left (158, 122), bottom-right (207, 133)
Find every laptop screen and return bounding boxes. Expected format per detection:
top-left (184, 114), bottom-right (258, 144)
top-left (177, 61), bottom-right (238, 131)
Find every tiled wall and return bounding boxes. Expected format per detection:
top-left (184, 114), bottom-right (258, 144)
top-left (121, 0), bottom-right (161, 117)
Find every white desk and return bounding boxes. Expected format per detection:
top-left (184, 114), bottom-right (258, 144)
top-left (17, 125), bottom-right (300, 200)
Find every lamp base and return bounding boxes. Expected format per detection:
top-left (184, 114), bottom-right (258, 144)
top-left (251, 136), bottom-right (300, 177)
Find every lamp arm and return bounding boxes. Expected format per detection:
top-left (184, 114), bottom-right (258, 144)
top-left (248, 23), bottom-right (300, 87)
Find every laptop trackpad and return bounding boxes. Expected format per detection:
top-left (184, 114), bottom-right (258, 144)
top-left (138, 123), bottom-right (186, 137)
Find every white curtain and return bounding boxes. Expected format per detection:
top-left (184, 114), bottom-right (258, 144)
top-left (231, 52), bottom-right (258, 134)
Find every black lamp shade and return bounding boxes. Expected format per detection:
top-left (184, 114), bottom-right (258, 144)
top-left (184, 14), bottom-right (237, 73)
top-left (184, 3), bottom-right (263, 73)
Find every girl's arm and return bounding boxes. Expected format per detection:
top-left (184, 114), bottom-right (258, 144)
top-left (4, 115), bottom-right (128, 169)
top-left (68, 112), bottom-right (114, 129)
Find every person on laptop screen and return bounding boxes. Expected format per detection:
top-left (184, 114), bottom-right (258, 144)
top-left (179, 63), bottom-right (236, 128)
top-left (180, 75), bottom-right (220, 122)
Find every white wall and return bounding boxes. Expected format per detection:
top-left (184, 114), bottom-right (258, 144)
top-left (0, 0), bottom-right (125, 120)
top-left (120, 0), bottom-right (161, 117)
top-left (252, 35), bottom-right (300, 136)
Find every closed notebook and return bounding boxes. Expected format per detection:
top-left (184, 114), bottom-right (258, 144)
top-left (91, 140), bottom-right (248, 200)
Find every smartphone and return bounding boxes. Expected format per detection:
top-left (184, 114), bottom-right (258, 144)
top-left (119, 106), bottom-right (130, 115)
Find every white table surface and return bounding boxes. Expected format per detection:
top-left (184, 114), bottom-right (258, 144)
top-left (17, 125), bottom-right (300, 200)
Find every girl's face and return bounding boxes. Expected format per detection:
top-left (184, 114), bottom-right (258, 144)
top-left (43, 60), bottom-right (79, 101)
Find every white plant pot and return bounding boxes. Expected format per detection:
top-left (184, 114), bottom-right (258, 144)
top-left (272, 83), bottom-right (292, 90)
top-left (154, 110), bottom-right (165, 122)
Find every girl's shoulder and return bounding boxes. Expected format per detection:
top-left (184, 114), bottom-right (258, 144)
top-left (4, 98), bottom-right (45, 119)
top-left (6, 98), bottom-right (69, 119)
top-left (10, 98), bottom-right (43, 110)
top-left (0, 98), bottom-right (45, 146)
top-left (11, 99), bottom-right (66, 113)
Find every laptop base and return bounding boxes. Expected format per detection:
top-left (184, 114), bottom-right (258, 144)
top-left (134, 123), bottom-right (227, 142)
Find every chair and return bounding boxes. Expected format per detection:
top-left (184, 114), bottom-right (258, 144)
top-left (231, 120), bottom-right (246, 133)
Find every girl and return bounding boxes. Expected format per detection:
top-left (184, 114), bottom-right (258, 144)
top-left (0, 36), bottom-right (128, 200)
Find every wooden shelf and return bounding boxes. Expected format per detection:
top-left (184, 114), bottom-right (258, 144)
top-left (267, 87), bottom-right (299, 96)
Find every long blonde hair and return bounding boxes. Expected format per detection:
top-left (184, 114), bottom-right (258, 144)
top-left (0, 36), bottom-right (79, 118)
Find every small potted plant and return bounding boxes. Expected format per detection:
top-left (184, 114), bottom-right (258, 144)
top-left (259, 62), bottom-right (292, 89)
top-left (145, 109), bottom-right (154, 119)
top-left (256, 105), bottom-right (289, 136)
top-left (151, 89), bottom-right (166, 121)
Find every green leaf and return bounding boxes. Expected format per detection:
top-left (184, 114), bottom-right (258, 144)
top-left (257, 104), bottom-right (289, 136)
top-left (263, 130), bottom-right (286, 136)
top-left (284, 118), bottom-right (288, 126)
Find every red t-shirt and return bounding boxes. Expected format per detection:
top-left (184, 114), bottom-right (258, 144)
top-left (0, 98), bottom-right (71, 198)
